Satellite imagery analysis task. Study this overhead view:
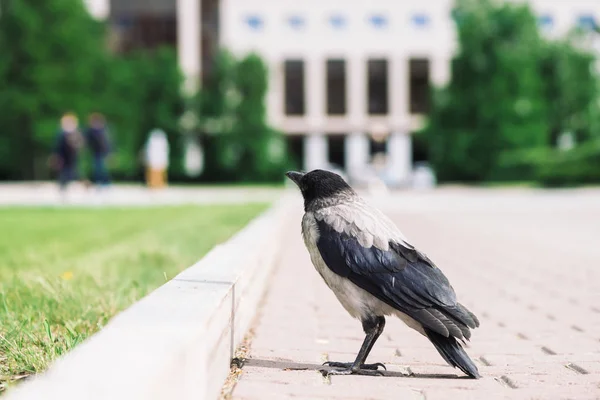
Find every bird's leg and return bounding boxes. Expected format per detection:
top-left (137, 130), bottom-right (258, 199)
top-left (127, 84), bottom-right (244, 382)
top-left (322, 316), bottom-right (386, 376)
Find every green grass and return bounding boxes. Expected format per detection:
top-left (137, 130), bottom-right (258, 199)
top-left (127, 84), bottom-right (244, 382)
top-left (480, 181), bottom-right (538, 188)
top-left (0, 204), bottom-right (266, 390)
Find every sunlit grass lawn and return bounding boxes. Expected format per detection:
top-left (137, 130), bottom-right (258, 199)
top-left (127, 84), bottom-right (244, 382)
top-left (0, 204), bottom-right (267, 390)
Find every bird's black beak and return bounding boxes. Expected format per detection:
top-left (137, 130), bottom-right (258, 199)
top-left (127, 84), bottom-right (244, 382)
top-left (285, 171), bottom-right (304, 187)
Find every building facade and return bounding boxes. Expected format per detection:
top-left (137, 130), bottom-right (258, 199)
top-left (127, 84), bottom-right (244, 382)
top-left (86, 0), bottom-right (600, 186)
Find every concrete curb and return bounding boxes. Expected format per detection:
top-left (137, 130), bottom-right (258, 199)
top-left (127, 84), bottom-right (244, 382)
top-left (4, 193), bottom-right (298, 400)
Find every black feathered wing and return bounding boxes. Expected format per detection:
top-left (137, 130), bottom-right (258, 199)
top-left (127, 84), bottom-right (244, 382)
top-left (314, 217), bottom-right (479, 340)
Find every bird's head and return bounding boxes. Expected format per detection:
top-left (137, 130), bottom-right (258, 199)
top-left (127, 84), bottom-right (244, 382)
top-left (285, 169), bottom-right (355, 210)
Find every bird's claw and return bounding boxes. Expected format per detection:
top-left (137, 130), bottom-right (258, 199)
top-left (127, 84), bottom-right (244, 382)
top-left (369, 362), bottom-right (387, 371)
top-left (320, 367), bottom-right (385, 377)
top-left (320, 361), bottom-right (386, 376)
top-left (322, 361), bottom-right (386, 371)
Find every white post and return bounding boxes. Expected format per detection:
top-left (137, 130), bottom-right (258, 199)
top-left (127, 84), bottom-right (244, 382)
top-left (266, 56), bottom-right (283, 128)
top-left (431, 56), bottom-right (451, 87)
top-left (345, 133), bottom-right (369, 179)
top-left (386, 132), bottom-right (412, 187)
top-left (84, 0), bottom-right (110, 19)
top-left (348, 55), bottom-right (367, 128)
top-left (304, 134), bottom-right (328, 172)
top-left (306, 56), bottom-right (325, 131)
top-left (177, 0), bottom-right (202, 95)
top-left (390, 54), bottom-right (408, 128)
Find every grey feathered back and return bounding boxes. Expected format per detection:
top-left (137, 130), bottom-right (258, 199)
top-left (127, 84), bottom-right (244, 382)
top-left (314, 200), bottom-right (414, 251)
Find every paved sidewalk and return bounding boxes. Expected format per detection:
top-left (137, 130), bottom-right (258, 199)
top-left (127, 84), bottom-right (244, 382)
top-left (0, 182), bottom-right (282, 206)
top-left (232, 191), bottom-right (600, 399)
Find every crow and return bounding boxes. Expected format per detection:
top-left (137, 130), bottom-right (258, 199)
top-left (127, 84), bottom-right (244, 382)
top-left (285, 169), bottom-right (480, 378)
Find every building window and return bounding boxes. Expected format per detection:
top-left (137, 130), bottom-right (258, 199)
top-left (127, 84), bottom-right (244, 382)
top-left (326, 59), bottom-right (347, 116)
top-left (409, 58), bottom-right (430, 114)
top-left (329, 14), bottom-right (347, 30)
top-left (284, 60), bottom-right (305, 116)
top-left (327, 134), bottom-right (346, 169)
top-left (109, 0), bottom-right (177, 53)
top-left (369, 14), bottom-right (388, 29)
top-left (245, 15), bottom-right (264, 30)
top-left (288, 15), bottom-right (305, 30)
top-left (111, 14), bottom-right (177, 53)
top-left (367, 59), bottom-right (389, 115)
top-left (577, 14), bottom-right (597, 30)
top-left (538, 14), bottom-right (553, 29)
top-left (369, 135), bottom-right (387, 157)
top-left (411, 14), bottom-right (430, 28)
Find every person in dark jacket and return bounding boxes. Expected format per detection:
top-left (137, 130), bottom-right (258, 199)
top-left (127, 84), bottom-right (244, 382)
top-left (51, 113), bottom-right (84, 194)
top-left (85, 113), bottom-right (111, 187)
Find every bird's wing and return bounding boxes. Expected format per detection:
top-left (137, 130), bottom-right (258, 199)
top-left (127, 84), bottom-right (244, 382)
top-left (314, 204), bottom-right (479, 339)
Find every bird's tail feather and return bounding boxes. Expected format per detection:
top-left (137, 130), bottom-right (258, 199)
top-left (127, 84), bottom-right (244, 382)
top-left (424, 328), bottom-right (481, 379)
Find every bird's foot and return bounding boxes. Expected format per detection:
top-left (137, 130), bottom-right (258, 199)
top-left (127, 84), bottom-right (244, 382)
top-left (320, 361), bottom-right (386, 376)
top-left (322, 361), bottom-right (386, 371)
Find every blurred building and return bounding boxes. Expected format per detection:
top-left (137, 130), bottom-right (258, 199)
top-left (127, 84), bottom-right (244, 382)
top-left (85, 0), bottom-right (600, 186)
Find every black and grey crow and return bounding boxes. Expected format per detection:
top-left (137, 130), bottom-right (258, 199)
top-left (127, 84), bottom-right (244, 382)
top-left (286, 169), bottom-right (480, 378)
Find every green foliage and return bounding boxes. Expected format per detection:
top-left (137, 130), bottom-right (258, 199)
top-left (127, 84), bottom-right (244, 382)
top-left (0, 1), bottom-right (185, 181)
top-left (231, 54), bottom-right (289, 182)
top-left (488, 147), bottom-right (551, 181)
top-left (197, 51), bottom-right (289, 182)
top-left (198, 50), bottom-right (238, 122)
top-left (425, 0), bottom-right (549, 182)
top-left (0, 0), bottom-right (108, 179)
top-left (539, 34), bottom-right (599, 144)
top-left (196, 50), bottom-right (240, 180)
top-left (98, 56), bottom-right (146, 177)
top-left (105, 48), bottom-right (185, 180)
top-left (536, 141), bottom-right (600, 186)
top-left (425, 0), bottom-right (600, 184)
top-left (490, 141), bottom-right (600, 186)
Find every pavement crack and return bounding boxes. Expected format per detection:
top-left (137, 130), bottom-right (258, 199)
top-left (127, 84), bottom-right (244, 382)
top-left (541, 346), bottom-right (557, 355)
top-left (571, 325), bottom-right (584, 333)
top-left (496, 375), bottom-right (518, 389)
top-left (566, 363), bottom-right (589, 375)
top-left (479, 356), bottom-right (492, 366)
top-left (516, 332), bottom-right (528, 340)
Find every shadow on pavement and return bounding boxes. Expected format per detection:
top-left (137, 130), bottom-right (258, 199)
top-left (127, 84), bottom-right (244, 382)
top-left (244, 357), bottom-right (466, 379)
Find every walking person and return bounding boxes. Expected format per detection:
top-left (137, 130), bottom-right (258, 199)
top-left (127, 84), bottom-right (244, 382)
top-left (85, 112), bottom-right (112, 189)
top-left (144, 129), bottom-right (170, 189)
top-left (49, 113), bottom-right (84, 200)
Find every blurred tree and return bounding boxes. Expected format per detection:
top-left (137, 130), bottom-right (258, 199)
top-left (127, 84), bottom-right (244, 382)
top-left (425, 0), bottom-right (549, 181)
top-left (196, 50), bottom-right (239, 181)
top-left (231, 54), bottom-right (289, 182)
top-left (86, 48), bottom-right (185, 181)
top-left (0, 1), bottom-right (186, 181)
top-left (97, 56), bottom-right (145, 179)
top-left (132, 48), bottom-right (185, 180)
top-left (540, 34), bottom-right (599, 144)
top-left (197, 51), bottom-right (288, 182)
top-left (0, 0), bottom-right (107, 179)
top-left (198, 50), bottom-right (239, 125)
